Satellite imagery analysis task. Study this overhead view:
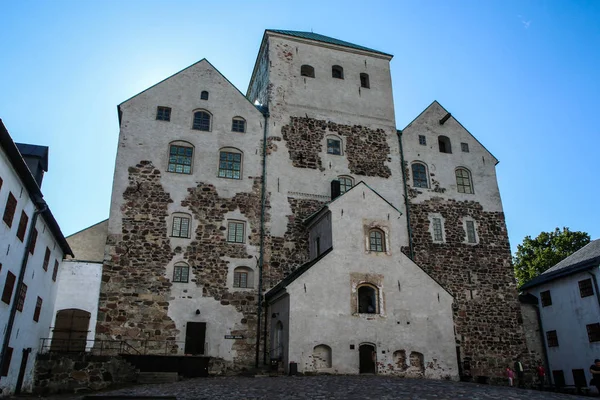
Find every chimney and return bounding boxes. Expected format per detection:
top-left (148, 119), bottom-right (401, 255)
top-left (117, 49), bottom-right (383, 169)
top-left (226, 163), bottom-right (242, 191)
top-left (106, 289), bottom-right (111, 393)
top-left (331, 180), bottom-right (341, 201)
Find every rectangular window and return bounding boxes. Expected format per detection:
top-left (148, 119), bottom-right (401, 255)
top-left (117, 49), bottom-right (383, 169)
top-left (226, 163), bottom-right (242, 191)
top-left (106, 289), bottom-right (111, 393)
top-left (587, 323), bottom-right (600, 342)
top-left (546, 330), bottom-right (558, 347)
top-left (432, 218), bottom-right (443, 242)
top-left (171, 216), bottom-right (191, 238)
top-left (29, 228), bottom-right (38, 254)
top-left (33, 296), bottom-right (42, 322)
top-left (234, 271), bottom-right (248, 288)
top-left (1, 347), bottom-right (12, 376)
top-left (218, 152), bottom-right (242, 179)
top-left (466, 221), bottom-right (476, 243)
top-left (1, 271), bottom-right (16, 304)
top-left (227, 221), bottom-right (245, 243)
top-left (16, 210), bottom-right (28, 242)
top-left (168, 145), bottom-right (193, 174)
top-left (3, 192), bottom-right (17, 227)
top-left (173, 265), bottom-right (190, 283)
top-left (43, 247), bottom-right (51, 271)
top-left (461, 142), bottom-right (469, 152)
top-left (16, 283), bottom-right (27, 312)
top-left (232, 119), bottom-right (246, 133)
top-left (540, 290), bottom-right (552, 307)
top-left (156, 106), bottom-right (171, 121)
top-left (579, 278), bottom-right (594, 298)
top-left (419, 135), bottom-right (426, 145)
top-left (327, 139), bottom-right (341, 155)
top-left (52, 260), bottom-right (59, 282)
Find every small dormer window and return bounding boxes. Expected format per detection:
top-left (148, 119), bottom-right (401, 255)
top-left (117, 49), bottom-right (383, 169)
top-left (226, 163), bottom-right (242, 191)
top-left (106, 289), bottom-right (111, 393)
top-left (332, 65), bottom-right (344, 79)
top-left (438, 136), bottom-right (452, 153)
top-left (201, 91), bottom-right (209, 100)
top-left (301, 65), bottom-right (315, 78)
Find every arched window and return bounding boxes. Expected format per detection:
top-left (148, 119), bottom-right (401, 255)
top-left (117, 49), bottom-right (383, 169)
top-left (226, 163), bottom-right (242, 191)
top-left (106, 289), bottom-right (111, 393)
top-left (411, 162), bottom-right (428, 188)
top-left (173, 262), bottom-right (190, 283)
top-left (438, 135), bottom-right (452, 153)
top-left (233, 266), bottom-right (253, 288)
top-left (332, 65), bottom-right (344, 79)
top-left (360, 73), bottom-right (370, 88)
top-left (393, 350), bottom-right (407, 371)
top-left (369, 229), bottom-right (385, 252)
top-left (409, 351), bottom-right (425, 375)
top-left (171, 212), bottom-right (192, 238)
top-left (301, 65), bottom-right (315, 78)
top-left (167, 142), bottom-right (194, 174)
top-left (358, 284), bottom-right (378, 314)
top-left (312, 345), bottom-right (332, 369)
top-left (218, 148), bottom-right (243, 180)
top-left (192, 110), bottom-right (211, 131)
top-left (338, 176), bottom-right (353, 194)
top-left (200, 91), bottom-right (209, 100)
top-left (455, 168), bottom-right (473, 194)
top-left (232, 117), bottom-right (246, 133)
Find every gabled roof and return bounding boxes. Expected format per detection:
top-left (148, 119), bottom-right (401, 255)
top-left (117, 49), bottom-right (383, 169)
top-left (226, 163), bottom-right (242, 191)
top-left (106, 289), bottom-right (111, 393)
top-left (0, 119), bottom-right (73, 257)
top-left (520, 238), bottom-right (600, 290)
top-left (303, 181), bottom-right (402, 226)
top-left (266, 30), bottom-right (393, 58)
top-left (400, 100), bottom-right (499, 165)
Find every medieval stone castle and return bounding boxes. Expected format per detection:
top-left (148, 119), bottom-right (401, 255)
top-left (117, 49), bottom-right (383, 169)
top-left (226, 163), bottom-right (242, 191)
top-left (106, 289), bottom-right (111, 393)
top-left (62, 29), bottom-right (531, 381)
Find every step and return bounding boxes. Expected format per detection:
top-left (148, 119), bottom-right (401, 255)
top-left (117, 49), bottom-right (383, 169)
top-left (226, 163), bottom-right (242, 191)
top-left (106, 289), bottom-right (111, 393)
top-left (136, 372), bottom-right (179, 384)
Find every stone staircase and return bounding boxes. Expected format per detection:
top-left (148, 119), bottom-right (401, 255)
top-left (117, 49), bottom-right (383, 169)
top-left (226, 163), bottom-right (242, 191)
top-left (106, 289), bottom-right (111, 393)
top-left (136, 371), bottom-right (179, 384)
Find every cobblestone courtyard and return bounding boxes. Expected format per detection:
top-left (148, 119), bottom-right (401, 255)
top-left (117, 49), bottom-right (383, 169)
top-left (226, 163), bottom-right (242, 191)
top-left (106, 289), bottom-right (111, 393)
top-left (40, 375), bottom-right (592, 400)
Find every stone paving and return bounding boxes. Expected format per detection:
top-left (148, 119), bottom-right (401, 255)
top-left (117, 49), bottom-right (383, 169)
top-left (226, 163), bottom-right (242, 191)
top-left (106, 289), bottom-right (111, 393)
top-left (38, 375), bottom-right (593, 400)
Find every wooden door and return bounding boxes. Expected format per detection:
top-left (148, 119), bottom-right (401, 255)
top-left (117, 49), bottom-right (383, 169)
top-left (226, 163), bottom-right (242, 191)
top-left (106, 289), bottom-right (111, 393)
top-left (184, 322), bottom-right (206, 355)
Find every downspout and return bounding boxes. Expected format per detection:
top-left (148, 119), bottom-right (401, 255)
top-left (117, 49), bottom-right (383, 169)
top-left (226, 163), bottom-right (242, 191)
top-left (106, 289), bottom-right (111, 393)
top-left (255, 108), bottom-right (269, 368)
top-left (533, 302), bottom-right (552, 385)
top-left (0, 200), bottom-right (47, 382)
top-left (397, 130), bottom-right (414, 259)
top-left (588, 270), bottom-right (600, 309)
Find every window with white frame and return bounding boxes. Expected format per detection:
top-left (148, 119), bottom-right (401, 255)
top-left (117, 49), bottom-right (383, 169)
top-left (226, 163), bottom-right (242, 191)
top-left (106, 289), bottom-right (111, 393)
top-left (173, 262), bottom-right (190, 283)
top-left (171, 214), bottom-right (191, 238)
top-left (227, 221), bottom-right (245, 243)
top-left (369, 229), bottom-right (385, 252)
top-left (233, 266), bottom-right (253, 288)
top-left (338, 176), bottom-right (353, 194)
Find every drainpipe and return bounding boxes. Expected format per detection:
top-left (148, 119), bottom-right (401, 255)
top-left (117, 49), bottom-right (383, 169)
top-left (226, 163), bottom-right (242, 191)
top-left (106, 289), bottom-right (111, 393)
top-left (532, 302), bottom-right (552, 385)
top-left (397, 130), bottom-right (414, 259)
top-left (255, 108), bottom-right (269, 368)
top-left (588, 270), bottom-right (600, 309)
top-left (0, 199), bottom-right (47, 383)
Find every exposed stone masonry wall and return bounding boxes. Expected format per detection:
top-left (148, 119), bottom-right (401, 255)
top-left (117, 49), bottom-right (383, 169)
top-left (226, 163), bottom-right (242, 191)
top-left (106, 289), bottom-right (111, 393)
top-left (408, 197), bottom-right (531, 380)
top-left (281, 117), bottom-right (392, 178)
top-left (97, 161), bottom-right (177, 347)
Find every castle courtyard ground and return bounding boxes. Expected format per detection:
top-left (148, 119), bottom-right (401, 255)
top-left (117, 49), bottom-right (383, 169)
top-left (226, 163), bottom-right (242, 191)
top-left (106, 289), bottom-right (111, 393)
top-left (38, 375), bottom-right (591, 399)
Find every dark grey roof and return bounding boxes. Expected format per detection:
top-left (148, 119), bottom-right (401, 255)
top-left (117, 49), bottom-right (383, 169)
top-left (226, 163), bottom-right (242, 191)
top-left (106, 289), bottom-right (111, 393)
top-left (0, 119), bottom-right (73, 257)
top-left (520, 239), bottom-right (600, 290)
top-left (16, 143), bottom-right (49, 171)
top-left (266, 30), bottom-right (393, 57)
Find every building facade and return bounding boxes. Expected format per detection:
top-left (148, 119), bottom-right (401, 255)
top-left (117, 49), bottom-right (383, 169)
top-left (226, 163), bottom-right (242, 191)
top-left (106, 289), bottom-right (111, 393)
top-left (0, 120), bottom-right (72, 395)
top-left (92, 30), bottom-right (526, 379)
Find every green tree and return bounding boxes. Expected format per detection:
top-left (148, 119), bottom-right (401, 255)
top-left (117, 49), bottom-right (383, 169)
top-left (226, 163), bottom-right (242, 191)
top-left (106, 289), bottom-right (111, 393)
top-left (514, 227), bottom-right (590, 287)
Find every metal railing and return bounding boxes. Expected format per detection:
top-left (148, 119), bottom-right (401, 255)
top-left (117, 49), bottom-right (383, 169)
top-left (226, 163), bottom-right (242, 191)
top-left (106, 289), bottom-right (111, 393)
top-left (39, 338), bottom-right (187, 356)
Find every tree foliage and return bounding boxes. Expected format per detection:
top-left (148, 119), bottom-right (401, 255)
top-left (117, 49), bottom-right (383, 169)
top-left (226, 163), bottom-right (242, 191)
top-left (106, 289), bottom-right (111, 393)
top-left (513, 227), bottom-right (590, 287)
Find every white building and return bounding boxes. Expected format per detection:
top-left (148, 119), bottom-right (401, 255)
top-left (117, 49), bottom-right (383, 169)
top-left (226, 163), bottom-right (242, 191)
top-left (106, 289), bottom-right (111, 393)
top-left (520, 239), bottom-right (600, 390)
top-left (0, 119), bottom-right (73, 395)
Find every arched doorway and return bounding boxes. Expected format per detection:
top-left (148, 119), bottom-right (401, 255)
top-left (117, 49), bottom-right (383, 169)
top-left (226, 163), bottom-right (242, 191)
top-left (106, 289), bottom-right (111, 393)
top-left (51, 309), bottom-right (91, 352)
top-left (359, 343), bottom-right (376, 374)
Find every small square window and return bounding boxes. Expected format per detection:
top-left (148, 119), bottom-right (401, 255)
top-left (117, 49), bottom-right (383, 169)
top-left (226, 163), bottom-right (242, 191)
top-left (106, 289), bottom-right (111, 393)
top-left (546, 330), bottom-right (558, 347)
top-left (200, 91), bottom-right (209, 100)
top-left (156, 106), bottom-right (171, 121)
top-left (540, 290), bottom-right (552, 307)
top-left (579, 279), bottom-right (594, 298)
top-left (419, 135), bottom-right (426, 146)
top-left (172, 216), bottom-right (191, 238)
top-left (232, 118), bottom-right (246, 133)
top-left (466, 221), bottom-right (476, 243)
top-left (327, 139), bottom-right (341, 155)
top-left (227, 221), bottom-right (245, 243)
top-left (432, 218), bottom-right (443, 242)
top-left (461, 142), bottom-right (469, 152)
top-left (587, 323), bottom-right (600, 342)
top-left (16, 283), bottom-right (27, 312)
top-left (173, 264), bottom-right (190, 283)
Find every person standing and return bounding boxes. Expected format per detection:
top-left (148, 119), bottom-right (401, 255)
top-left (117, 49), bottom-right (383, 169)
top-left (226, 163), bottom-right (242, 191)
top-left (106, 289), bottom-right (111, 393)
top-left (514, 359), bottom-right (525, 388)
top-left (506, 366), bottom-right (515, 387)
top-left (536, 361), bottom-right (546, 390)
top-left (590, 359), bottom-right (600, 395)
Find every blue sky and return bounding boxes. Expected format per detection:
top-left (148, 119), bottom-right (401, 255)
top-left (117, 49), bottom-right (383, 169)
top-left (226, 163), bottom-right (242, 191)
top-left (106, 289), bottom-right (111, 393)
top-left (1, 0), bottom-right (599, 253)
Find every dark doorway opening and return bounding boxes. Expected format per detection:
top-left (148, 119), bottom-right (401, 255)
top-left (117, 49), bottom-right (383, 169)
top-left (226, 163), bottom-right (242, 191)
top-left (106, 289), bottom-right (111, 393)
top-left (359, 344), bottom-right (376, 374)
top-left (14, 348), bottom-right (31, 395)
top-left (184, 322), bottom-right (206, 355)
top-left (51, 308), bottom-right (91, 352)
